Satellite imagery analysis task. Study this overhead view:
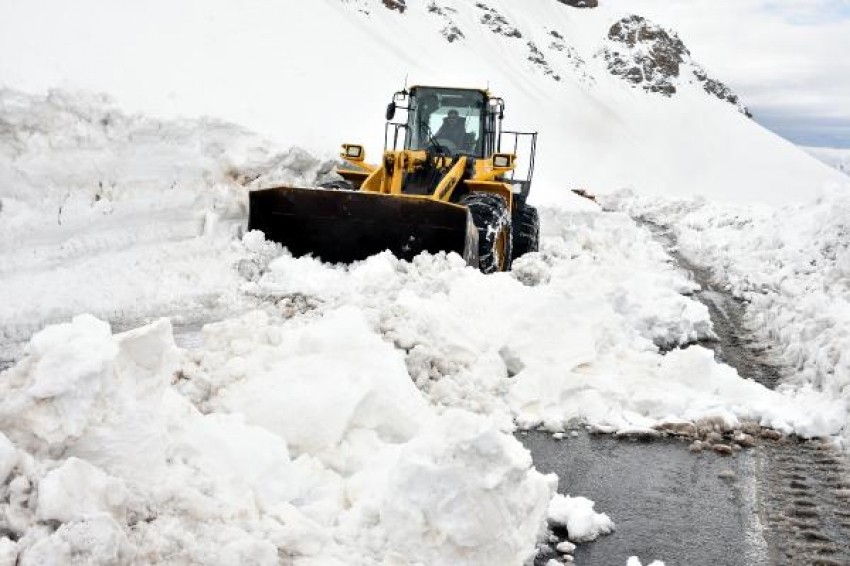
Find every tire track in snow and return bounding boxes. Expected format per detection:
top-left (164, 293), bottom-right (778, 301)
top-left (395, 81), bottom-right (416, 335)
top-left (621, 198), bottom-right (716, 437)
top-left (643, 220), bottom-right (850, 566)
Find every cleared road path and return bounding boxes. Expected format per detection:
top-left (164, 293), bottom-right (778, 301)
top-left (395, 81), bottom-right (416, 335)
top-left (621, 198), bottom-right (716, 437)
top-left (524, 219), bottom-right (850, 566)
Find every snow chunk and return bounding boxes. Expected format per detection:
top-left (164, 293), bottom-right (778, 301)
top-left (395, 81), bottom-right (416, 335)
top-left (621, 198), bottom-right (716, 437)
top-left (0, 315), bottom-right (179, 483)
top-left (380, 409), bottom-right (554, 565)
top-left (212, 307), bottom-right (431, 456)
top-left (0, 538), bottom-right (16, 566)
top-left (0, 433), bottom-right (15, 484)
top-left (19, 515), bottom-right (133, 566)
top-left (37, 457), bottom-right (128, 523)
top-left (548, 493), bottom-right (615, 542)
top-left (627, 557), bottom-right (666, 566)
top-left (0, 315), bottom-right (117, 448)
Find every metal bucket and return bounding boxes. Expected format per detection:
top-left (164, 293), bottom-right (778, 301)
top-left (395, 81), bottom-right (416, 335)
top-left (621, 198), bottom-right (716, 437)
top-left (248, 186), bottom-right (478, 266)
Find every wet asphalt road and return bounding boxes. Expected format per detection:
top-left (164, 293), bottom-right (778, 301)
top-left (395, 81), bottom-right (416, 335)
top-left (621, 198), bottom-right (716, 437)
top-left (524, 430), bottom-right (767, 566)
top-left (521, 219), bottom-right (850, 566)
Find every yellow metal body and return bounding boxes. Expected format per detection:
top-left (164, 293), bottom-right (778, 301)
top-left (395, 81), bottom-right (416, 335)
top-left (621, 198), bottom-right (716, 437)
top-left (337, 148), bottom-right (516, 212)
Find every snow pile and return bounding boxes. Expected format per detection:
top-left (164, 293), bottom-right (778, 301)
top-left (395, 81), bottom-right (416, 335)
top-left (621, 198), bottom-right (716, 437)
top-left (0, 88), bottom-right (338, 349)
top-left (237, 208), bottom-right (845, 439)
top-left (0, 314), bottom-right (555, 564)
top-left (547, 493), bottom-right (615, 542)
top-left (608, 185), bottom-right (850, 445)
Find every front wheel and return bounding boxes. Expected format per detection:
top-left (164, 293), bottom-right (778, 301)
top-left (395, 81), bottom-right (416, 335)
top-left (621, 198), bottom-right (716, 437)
top-left (461, 193), bottom-right (512, 274)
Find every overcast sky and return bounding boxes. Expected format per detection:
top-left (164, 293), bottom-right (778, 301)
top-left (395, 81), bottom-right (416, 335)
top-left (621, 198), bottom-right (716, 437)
top-left (618, 0), bottom-right (850, 147)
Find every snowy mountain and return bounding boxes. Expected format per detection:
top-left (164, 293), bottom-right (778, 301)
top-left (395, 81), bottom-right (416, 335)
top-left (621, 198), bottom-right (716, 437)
top-left (0, 0), bottom-right (844, 204)
top-left (2, 1), bottom-right (850, 565)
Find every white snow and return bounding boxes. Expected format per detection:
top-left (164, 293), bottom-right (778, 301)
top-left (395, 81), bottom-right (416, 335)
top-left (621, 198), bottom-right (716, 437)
top-left (547, 494), bottom-right (615, 543)
top-left (37, 457), bottom-right (129, 524)
top-left (608, 183), bottom-right (850, 446)
top-left (803, 146), bottom-right (850, 176)
top-left (2, 85), bottom-right (849, 562)
top-left (1, 1), bottom-right (850, 562)
top-left (0, 314), bottom-right (555, 564)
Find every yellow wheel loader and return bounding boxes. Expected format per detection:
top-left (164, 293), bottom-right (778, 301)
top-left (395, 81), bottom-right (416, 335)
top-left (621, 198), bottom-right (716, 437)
top-left (248, 85), bottom-right (539, 273)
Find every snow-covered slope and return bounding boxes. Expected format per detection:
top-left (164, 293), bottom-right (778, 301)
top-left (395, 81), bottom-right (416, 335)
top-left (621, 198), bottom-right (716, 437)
top-left (803, 146), bottom-right (850, 176)
top-left (0, 0), bottom-right (843, 204)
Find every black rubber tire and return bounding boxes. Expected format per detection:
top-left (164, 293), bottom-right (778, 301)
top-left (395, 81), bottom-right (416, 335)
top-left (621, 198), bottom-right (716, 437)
top-left (511, 204), bottom-right (540, 264)
top-left (461, 193), bottom-right (512, 274)
top-left (318, 179), bottom-right (356, 191)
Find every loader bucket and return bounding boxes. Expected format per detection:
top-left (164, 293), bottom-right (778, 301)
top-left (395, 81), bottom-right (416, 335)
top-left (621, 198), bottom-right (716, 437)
top-left (248, 187), bottom-right (479, 266)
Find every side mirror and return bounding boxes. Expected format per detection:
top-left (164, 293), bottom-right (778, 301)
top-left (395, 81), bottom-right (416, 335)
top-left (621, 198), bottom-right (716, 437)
top-left (386, 102), bottom-right (396, 121)
top-left (341, 144), bottom-right (365, 162)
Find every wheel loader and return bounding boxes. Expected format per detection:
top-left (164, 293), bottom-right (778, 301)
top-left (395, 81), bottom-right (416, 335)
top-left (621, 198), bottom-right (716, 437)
top-left (248, 85), bottom-right (539, 273)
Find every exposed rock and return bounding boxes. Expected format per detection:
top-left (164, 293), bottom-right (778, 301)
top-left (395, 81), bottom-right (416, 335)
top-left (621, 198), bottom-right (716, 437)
top-left (442, 25), bottom-right (464, 43)
top-left (475, 3), bottom-right (522, 38)
top-left (705, 431), bottom-right (724, 444)
top-left (761, 428), bottom-right (783, 441)
top-left (557, 0), bottom-right (599, 7)
top-left (656, 421), bottom-right (697, 437)
top-left (712, 443), bottom-right (734, 456)
top-left (693, 65), bottom-right (752, 117)
top-left (602, 15), bottom-right (688, 96)
top-left (733, 432), bottom-right (757, 448)
top-left (527, 42), bottom-right (561, 81)
top-left (427, 2), bottom-right (464, 43)
top-left (600, 14), bottom-right (750, 116)
top-left (382, 0), bottom-right (406, 13)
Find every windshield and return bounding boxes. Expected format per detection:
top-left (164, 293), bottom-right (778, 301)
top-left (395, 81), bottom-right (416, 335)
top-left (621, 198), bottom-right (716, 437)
top-left (405, 87), bottom-right (486, 156)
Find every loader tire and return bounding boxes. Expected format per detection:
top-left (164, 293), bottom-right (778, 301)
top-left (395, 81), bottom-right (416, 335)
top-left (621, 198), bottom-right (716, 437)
top-left (461, 193), bottom-right (512, 274)
top-left (511, 204), bottom-right (539, 263)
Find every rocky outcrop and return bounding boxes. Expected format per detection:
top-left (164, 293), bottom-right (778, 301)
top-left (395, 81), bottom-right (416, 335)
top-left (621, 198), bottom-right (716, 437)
top-left (427, 2), bottom-right (464, 42)
top-left (693, 66), bottom-right (752, 117)
top-left (527, 42), bottom-right (561, 81)
top-left (557, 0), bottom-right (599, 7)
top-left (603, 15), bottom-right (687, 96)
top-left (475, 3), bottom-right (522, 39)
top-left (382, 0), bottom-right (406, 13)
top-left (601, 15), bottom-right (750, 115)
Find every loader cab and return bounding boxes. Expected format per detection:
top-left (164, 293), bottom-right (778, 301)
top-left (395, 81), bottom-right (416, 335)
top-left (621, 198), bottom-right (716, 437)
top-left (390, 86), bottom-right (501, 158)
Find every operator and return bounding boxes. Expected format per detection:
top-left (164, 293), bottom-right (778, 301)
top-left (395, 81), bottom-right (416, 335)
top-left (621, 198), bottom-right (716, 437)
top-left (434, 109), bottom-right (467, 148)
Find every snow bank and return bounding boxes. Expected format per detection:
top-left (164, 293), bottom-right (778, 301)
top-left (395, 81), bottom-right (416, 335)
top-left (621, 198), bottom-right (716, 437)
top-left (0, 312), bottom-right (554, 564)
top-left (238, 206), bottom-right (845, 440)
top-left (608, 184), bottom-right (850, 445)
top-left (0, 88), bottom-right (339, 349)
